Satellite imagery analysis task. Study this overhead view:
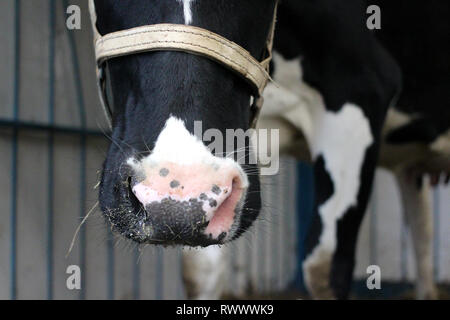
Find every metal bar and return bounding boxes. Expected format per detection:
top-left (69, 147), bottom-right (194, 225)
top-left (283, 173), bottom-right (290, 288)
top-left (177, 249), bottom-right (184, 299)
top-left (401, 223), bottom-right (408, 281)
top-left (107, 229), bottom-right (115, 300)
top-left (280, 165), bottom-right (288, 288)
top-left (259, 190), bottom-right (266, 293)
top-left (369, 176), bottom-right (378, 266)
top-left (10, 126), bottom-right (18, 300)
top-left (46, 0), bottom-right (56, 300)
top-left (270, 173), bottom-right (278, 291)
top-left (106, 229), bottom-right (115, 300)
top-left (156, 247), bottom-right (164, 300)
top-left (433, 188), bottom-right (440, 281)
top-left (63, 0), bottom-right (88, 299)
top-left (290, 160), bottom-right (299, 286)
top-left (230, 238), bottom-right (237, 292)
top-left (280, 161), bottom-right (292, 289)
top-left (133, 248), bottom-right (141, 300)
top-left (294, 162), bottom-right (314, 290)
top-left (10, 0), bottom-right (21, 300)
top-left (79, 135), bottom-right (87, 300)
top-left (0, 119), bottom-right (107, 137)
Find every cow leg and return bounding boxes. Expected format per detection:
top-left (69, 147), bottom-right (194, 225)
top-left (396, 170), bottom-right (438, 299)
top-left (302, 104), bottom-right (380, 299)
top-left (296, 39), bottom-right (401, 301)
top-left (182, 246), bottom-right (228, 300)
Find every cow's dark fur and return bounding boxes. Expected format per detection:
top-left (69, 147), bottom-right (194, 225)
top-left (374, 0), bottom-right (450, 144)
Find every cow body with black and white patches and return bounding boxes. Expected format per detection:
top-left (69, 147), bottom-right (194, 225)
top-left (258, 0), bottom-right (449, 299)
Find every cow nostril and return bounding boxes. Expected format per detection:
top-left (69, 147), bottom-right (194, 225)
top-left (127, 176), bottom-right (133, 195)
top-left (203, 174), bottom-right (245, 241)
top-left (127, 176), bottom-right (146, 214)
top-left (231, 175), bottom-right (242, 192)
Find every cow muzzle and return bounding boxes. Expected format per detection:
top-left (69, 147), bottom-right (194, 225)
top-left (124, 159), bottom-right (248, 246)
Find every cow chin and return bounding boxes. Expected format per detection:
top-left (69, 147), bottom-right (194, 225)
top-left (99, 117), bottom-right (261, 247)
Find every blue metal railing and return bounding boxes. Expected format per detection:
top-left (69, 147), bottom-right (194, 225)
top-left (10, 0), bottom-right (21, 300)
top-left (294, 162), bottom-right (314, 291)
top-left (46, 0), bottom-right (56, 300)
top-left (63, 0), bottom-right (88, 299)
top-left (107, 229), bottom-right (115, 300)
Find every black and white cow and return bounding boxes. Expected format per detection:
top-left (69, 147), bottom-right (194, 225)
top-left (184, 0), bottom-right (450, 300)
top-left (259, 0), bottom-right (449, 299)
top-left (92, 0), bottom-right (449, 300)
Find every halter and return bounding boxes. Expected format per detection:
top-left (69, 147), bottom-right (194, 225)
top-left (88, 0), bottom-right (278, 129)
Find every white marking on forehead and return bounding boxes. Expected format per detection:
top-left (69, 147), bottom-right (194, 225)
top-left (177, 0), bottom-right (194, 25)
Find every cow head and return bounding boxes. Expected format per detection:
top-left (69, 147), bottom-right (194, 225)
top-left (94, 0), bottom-right (277, 246)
